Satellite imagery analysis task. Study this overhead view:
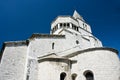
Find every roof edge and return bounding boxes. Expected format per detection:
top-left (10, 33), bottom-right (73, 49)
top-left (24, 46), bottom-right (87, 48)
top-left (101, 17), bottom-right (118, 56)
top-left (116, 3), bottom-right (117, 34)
top-left (64, 47), bottom-right (118, 58)
top-left (29, 33), bottom-right (65, 40)
top-left (51, 15), bottom-right (89, 28)
top-left (4, 40), bottom-right (29, 47)
top-left (51, 16), bottom-right (78, 25)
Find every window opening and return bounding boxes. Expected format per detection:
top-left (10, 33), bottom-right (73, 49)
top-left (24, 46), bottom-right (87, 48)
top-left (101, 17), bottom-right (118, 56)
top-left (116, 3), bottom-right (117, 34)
top-left (72, 73), bottom-right (77, 80)
top-left (72, 24), bottom-right (78, 31)
top-left (60, 23), bottom-right (63, 28)
top-left (64, 23), bottom-right (66, 27)
top-left (84, 70), bottom-right (94, 80)
top-left (83, 23), bottom-right (84, 26)
top-left (76, 27), bottom-right (79, 31)
top-left (60, 23), bottom-right (63, 27)
top-left (56, 25), bottom-right (58, 29)
top-left (52, 43), bottom-right (54, 49)
top-left (60, 72), bottom-right (66, 80)
top-left (55, 25), bottom-right (58, 31)
top-left (67, 23), bottom-right (70, 28)
top-left (76, 40), bottom-right (79, 44)
top-left (74, 25), bottom-right (76, 30)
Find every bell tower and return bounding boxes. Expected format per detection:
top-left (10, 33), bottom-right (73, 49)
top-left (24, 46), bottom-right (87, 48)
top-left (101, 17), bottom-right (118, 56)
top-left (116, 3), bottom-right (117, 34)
top-left (50, 10), bottom-right (91, 35)
top-left (51, 10), bottom-right (102, 48)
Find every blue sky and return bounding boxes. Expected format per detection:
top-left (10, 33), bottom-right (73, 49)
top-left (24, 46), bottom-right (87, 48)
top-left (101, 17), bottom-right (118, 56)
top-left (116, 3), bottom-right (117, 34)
top-left (0, 0), bottom-right (120, 58)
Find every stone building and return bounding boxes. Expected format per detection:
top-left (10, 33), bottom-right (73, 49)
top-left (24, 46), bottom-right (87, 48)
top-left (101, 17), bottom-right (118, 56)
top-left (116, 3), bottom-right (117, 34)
top-left (0, 10), bottom-right (120, 80)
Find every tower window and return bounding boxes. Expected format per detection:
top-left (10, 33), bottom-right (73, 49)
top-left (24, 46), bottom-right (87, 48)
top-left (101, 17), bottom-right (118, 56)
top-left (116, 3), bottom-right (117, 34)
top-left (60, 23), bottom-right (63, 28)
top-left (83, 23), bottom-right (84, 26)
top-left (76, 27), bottom-right (79, 31)
top-left (72, 24), bottom-right (75, 30)
top-left (72, 24), bottom-right (79, 31)
top-left (55, 25), bottom-right (58, 31)
top-left (64, 23), bottom-right (66, 27)
top-left (71, 73), bottom-right (77, 80)
top-left (84, 70), bottom-right (94, 80)
top-left (67, 23), bottom-right (70, 28)
top-left (56, 24), bottom-right (58, 29)
top-left (52, 43), bottom-right (55, 49)
top-left (60, 72), bottom-right (66, 80)
top-left (76, 40), bottom-right (79, 44)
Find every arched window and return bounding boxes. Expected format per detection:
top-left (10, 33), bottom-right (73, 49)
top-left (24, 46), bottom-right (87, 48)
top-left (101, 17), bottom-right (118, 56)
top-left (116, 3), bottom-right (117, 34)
top-left (64, 23), bottom-right (66, 27)
top-left (76, 27), bottom-right (79, 31)
top-left (67, 23), bottom-right (70, 28)
top-left (71, 73), bottom-right (77, 80)
top-left (84, 70), bottom-right (94, 80)
top-left (60, 23), bottom-right (63, 27)
top-left (52, 43), bottom-right (54, 49)
top-left (60, 72), bottom-right (66, 80)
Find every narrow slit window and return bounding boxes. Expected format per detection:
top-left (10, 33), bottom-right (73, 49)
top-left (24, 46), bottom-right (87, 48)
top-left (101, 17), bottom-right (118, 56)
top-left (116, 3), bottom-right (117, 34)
top-left (76, 27), bottom-right (79, 31)
top-left (52, 43), bottom-right (55, 49)
top-left (67, 23), bottom-right (70, 28)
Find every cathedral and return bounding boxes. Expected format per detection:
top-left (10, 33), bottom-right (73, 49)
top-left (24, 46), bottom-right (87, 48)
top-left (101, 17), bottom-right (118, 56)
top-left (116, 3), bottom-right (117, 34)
top-left (0, 11), bottom-right (120, 80)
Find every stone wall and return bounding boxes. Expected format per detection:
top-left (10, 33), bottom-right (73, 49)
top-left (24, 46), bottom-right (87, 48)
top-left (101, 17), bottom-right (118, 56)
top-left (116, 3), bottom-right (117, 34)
top-left (26, 59), bottom-right (38, 80)
top-left (0, 43), bottom-right (28, 80)
top-left (28, 30), bottom-right (102, 58)
top-left (69, 48), bottom-right (120, 80)
top-left (37, 58), bottom-right (71, 80)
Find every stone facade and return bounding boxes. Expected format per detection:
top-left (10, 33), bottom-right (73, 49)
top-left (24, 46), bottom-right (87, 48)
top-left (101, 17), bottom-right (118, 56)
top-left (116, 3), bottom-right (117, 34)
top-left (0, 10), bottom-right (120, 80)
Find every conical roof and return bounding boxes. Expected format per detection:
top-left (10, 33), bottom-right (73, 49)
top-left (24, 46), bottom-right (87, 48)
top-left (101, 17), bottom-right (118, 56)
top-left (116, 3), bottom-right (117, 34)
top-left (73, 10), bottom-right (85, 21)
